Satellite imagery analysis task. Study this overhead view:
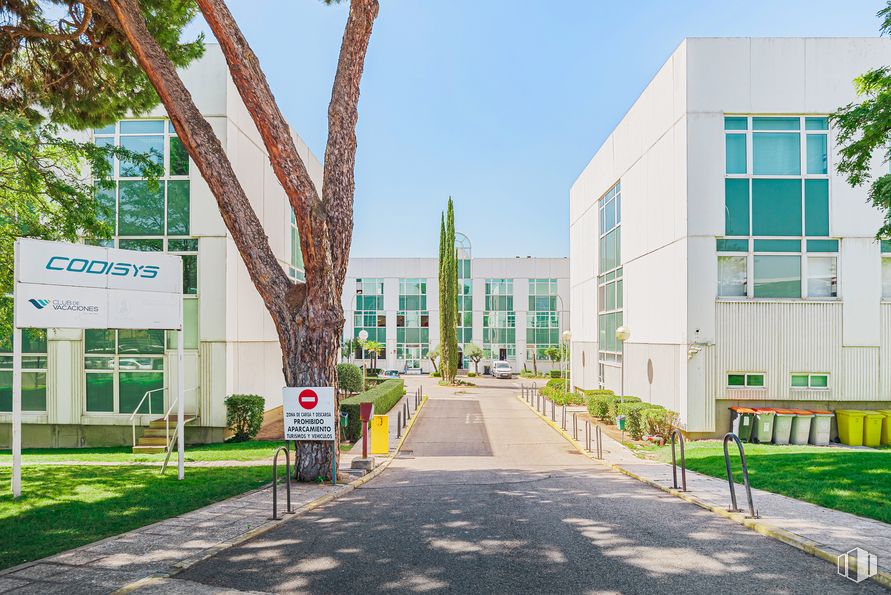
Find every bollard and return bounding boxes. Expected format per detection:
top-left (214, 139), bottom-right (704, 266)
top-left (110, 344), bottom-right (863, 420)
top-left (397, 412), bottom-right (402, 438)
top-left (595, 424), bottom-right (603, 459)
top-left (562, 404), bottom-right (567, 430)
top-left (573, 413), bottom-right (578, 440)
top-left (670, 429), bottom-right (687, 492)
top-left (585, 420), bottom-right (591, 452)
top-left (270, 446), bottom-right (293, 520)
top-left (403, 402), bottom-right (408, 428)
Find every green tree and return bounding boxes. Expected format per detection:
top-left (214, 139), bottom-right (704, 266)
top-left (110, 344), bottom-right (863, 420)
top-left (363, 340), bottom-right (384, 371)
top-left (831, 2), bottom-right (891, 238)
top-left (437, 198), bottom-right (458, 383)
top-left (1, 0), bottom-right (380, 481)
top-left (0, 112), bottom-right (161, 335)
top-left (464, 343), bottom-right (483, 374)
top-left (426, 344), bottom-right (440, 374)
top-left (544, 345), bottom-right (562, 363)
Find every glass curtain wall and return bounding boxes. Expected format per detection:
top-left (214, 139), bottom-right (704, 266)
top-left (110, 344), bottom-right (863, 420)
top-left (483, 279), bottom-right (515, 360)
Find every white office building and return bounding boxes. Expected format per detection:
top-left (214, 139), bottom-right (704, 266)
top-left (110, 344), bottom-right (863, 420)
top-left (0, 44), bottom-right (320, 447)
top-left (343, 237), bottom-right (569, 374)
top-left (570, 37), bottom-right (891, 437)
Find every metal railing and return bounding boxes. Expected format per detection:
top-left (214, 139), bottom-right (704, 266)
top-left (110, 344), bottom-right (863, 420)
top-left (723, 432), bottom-right (758, 518)
top-left (670, 429), bottom-right (687, 491)
top-left (129, 387), bottom-right (165, 447)
top-left (163, 387), bottom-right (198, 448)
top-left (270, 446), bottom-right (294, 520)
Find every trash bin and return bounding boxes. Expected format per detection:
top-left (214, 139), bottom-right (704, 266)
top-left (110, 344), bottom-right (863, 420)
top-left (750, 408), bottom-right (776, 443)
top-left (878, 409), bottom-right (891, 446)
top-left (729, 406), bottom-right (756, 442)
top-left (861, 410), bottom-right (884, 448)
top-left (788, 409), bottom-right (814, 445)
top-left (835, 410), bottom-right (865, 446)
top-left (809, 410), bottom-right (833, 446)
top-left (772, 409), bottom-right (796, 445)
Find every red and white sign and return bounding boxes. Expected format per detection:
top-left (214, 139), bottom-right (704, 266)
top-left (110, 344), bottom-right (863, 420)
top-left (283, 386), bottom-right (335, 441)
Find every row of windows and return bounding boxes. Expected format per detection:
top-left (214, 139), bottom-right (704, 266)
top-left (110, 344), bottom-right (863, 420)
top-left (727, 372), bottom-right (829, 390)
top-left (598, 183), bottom-right (623, 367)
top-left (724, 178), bottom-right (829, 238)
top-left (724, 116), bottom-right (829, 177)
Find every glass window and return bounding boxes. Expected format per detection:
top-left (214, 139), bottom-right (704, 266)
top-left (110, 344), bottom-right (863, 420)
top-left (882, 258), bottom-right (891, 299)
top-left (118, 329), bottom-right (165, 354)
top-left (167, 180), bottom-right (190, 236)
top-left (118, 180), bottom-right (164, 236)
top-left (753, 117), bottom-right (800, 131)
top-left (754, 255), bottom-right (800, 298)
top-left (752, 179), bottom-right (801, 236)
top-left (805, 117), bottom-right (828, 131)
top-left (753, 133), bottom-right (800, 175)
top-left (728, 373), bottom-right (766, 387)
top-left (120, 135), bottom-right (164, 177)
top-left (754, 239), bottom-right (800, 252)
top-left (792, 373), bottom-right (829, 389)
top-left (791, 374), bottom-right (809, 388)
top-left (724, 179), bottom-right (750, 236)
top-left (716, 239), bottom-right (748, 252)
top-left (120, 120), bottom-right (165, 134)
top-left (86, 373), bottom-right (115, 412)
top-left (804, 180), bottom-right (829, 236)
top-left (119, 238), bottom-right (163, 252)
top-left (169, 137), bottom-right (189, 176)
top-left (727, 374), bottom-right (745, 387)
top-left (807, 256), bottom-right (837, 298)
top-left (718, 256), bottom-right (747, 297)
top-left (725, 134), bottom-right (747, 174)
top-left (806, 134), bottom-right (828, 175)
top-left (724, 117), bottom-right (748, 131)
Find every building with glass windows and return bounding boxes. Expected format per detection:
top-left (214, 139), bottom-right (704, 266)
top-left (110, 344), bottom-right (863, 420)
top-left (570, 38), bottom-right (891, 437)
top-left (343, 238), bottom-right (568, 374)
top-left (0, 45), bottom-right (320, 447)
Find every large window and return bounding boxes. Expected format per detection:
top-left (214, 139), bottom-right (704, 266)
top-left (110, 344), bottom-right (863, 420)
top-left (598, 183), bottom-right (623, 365)
top-left (526, 278), bottom-right (559, 361)
top-left (85, 329), bottom-right (165, 414)
top-left (483, 279), bottom-right (515, 359)
top-left (289, 209), bottom-right (305, 282)
top-left (354, 278), bottom-right (386, 344)
top-left (0, 329), bottom-right (47, 412)
top-left (719, 116), bottom-right (836, 299)
top-left (397, 278), bottom-right (428, 368)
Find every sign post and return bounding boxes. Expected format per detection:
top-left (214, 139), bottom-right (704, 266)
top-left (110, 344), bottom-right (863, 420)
top-left (11, 238), bottom-right (183, 496)
top-left (283, 386), bottom-right (337, 482)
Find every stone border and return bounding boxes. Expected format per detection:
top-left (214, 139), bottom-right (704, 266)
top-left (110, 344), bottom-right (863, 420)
top-left (516, 394), bottom-right (891, 590)
top-left (114, 395), bottom-right (430, 594)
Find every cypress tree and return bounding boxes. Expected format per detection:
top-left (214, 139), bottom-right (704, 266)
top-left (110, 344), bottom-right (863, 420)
top-left (445, 199), bottom-right (459, 382)
top-left (438, 212), bottom-right (449, 378)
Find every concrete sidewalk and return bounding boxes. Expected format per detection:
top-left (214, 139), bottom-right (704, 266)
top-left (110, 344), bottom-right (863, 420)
top-left (0, 387), bottom-right (427, 594)
top-left (519, 391), bottom-right (891, 590)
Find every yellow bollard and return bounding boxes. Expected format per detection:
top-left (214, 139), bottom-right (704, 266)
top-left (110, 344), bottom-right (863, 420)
top-left (369, 414), bottom-right (389, 455)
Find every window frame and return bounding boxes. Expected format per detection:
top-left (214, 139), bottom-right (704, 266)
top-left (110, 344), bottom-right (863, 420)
top-left (790, 372), bottom-right (830, 390)
top-left (726, 372), bottom-right (766, 389)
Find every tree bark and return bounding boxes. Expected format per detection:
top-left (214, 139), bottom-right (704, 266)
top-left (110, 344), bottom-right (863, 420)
top-left (105, 0), bottom-right (379, 480)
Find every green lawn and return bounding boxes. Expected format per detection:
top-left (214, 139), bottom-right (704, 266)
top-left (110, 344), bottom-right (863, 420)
top-left (0, 465), bottom-right (273, 570)
top-left (0, 440), bottom-right (284, 463)
top-left (655, 441), bottom-right (891, 524)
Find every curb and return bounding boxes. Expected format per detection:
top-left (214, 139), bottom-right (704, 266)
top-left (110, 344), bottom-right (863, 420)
top-left (516, 394), bottom-right (891, 590)
top-left (115, 395), bottom-right (429, 594)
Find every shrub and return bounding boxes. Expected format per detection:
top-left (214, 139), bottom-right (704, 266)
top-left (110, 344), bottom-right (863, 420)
top-left (642, 407), bottom-right (679, 439)
top-left (616, 402), bottom-right (660, 440)
top-left (549, 369), bottom-right (563, 378)
top-left (340, 379), bottom-right (404, 441)
top-left (583, 389), bottom-right (614, 398)
top-left (336, 363), bottom-right (363, 394)
top-left (550, 390), bottom-right (586, 406)
top-left (607, 395), bottom-right (641, 424)
top-left (431, 370), bottom-right (441, 377)
top-left (587, 394), bottom-right (612, 420)
top-left (367, 367), bottom-right (382, 377)
top-left (546, 378), bottom-right (566, 390)
top-left (467, 372), bottom-right (477, 377)
top-left (224, 394), bottom-right (265, 442)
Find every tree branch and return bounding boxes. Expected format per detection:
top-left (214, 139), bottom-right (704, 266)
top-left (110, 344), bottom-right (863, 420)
top-left (323, 0), bottom-right (379, 289)
top-left (195, 0), bottom-right (332, 296)
top-left (105, 0), bottom-right (293, 319)
top-left (1, 3), bottom-right (93, 43)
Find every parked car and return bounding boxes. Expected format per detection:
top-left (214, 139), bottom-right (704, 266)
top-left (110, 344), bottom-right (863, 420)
top-left (491, 360), bottom-right (513, 379)
top-left (383, 369), bottom-right (401, 378)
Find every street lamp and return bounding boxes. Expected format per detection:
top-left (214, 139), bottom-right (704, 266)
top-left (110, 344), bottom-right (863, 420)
top-left (561, 329), bottom-right (571, 383)
top-left (358, 329), bottom-right (369, 387)
top-left (615, 325), bottom-right (630, 444)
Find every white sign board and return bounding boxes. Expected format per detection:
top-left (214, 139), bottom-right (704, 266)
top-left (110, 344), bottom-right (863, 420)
top-left (282, 387), bottom-right (336, 441)
top-left (13, 238), bottom-right (182, 330)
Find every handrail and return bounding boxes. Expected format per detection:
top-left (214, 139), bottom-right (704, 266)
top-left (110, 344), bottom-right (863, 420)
top-left (270, 446), bottom-right (294, 520)
top-left (723, 432), bottom-right (758, 518)
top-left (670, 429), bottom-right (687, 491)
top-left (130, 386), bottom-right (166, 447)
top-left (163, 387), bottom-right (199, 448)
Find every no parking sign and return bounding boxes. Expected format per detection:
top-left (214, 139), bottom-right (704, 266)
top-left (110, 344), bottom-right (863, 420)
top-left (282, 387), bottom-right (336, 441)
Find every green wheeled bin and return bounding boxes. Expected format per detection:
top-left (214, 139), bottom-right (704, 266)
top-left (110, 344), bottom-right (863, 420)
top-left (788, 409), bottom-right (814, 445)
top-left (835, 410), bottom-right (865, 446)
top-left (729, 406), bottom-right (756, 442)
top-left (751, 408), bottom-right (776, 444)
top-left (879, 409), bottom-right (891, 446)
top-left (772, 409), bottom-right (796, 445)
top-left (861, 411), bottom-right (884, 448)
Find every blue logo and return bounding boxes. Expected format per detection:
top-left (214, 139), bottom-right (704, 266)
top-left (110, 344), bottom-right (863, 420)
top-left (45, 256), bottom-right (159, 279)
top-left (29, 299), bottom-right (50, 310)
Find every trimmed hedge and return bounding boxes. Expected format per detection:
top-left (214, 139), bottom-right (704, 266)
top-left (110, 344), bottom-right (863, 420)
top-left (549, 369), bottom-right (563, 378)
top-left (616, 402), bottom-right (658, 440)
top-left (546, 378), bottom-right (566, 390)
top-left (585, 393), bottom-right (639, 423)
top-left (340, 379), bottom-right (404, 441)
top-left (641, 407), bottom-right (679, 439)
top-left (549, 390), bottom-right (586, 406)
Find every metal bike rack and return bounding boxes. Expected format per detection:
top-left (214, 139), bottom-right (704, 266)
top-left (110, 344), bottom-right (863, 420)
top-left (270, 446), bottom-right (293, 520)
top-left (670, 429), bottom-right (687, 491)
top-left (723, 432), bottom-right (758, 518)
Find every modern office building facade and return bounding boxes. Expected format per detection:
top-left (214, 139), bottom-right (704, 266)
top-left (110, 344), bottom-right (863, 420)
top-left (570, 38), bottom-right (891, 437)
top-left (0, 45), bottom-right (320, 447)
top-left (343, 241), bottom-right (569, 374)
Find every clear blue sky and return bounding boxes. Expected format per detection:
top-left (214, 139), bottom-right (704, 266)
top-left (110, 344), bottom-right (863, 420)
top-left (188, 0), bottom-right (884, 258)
